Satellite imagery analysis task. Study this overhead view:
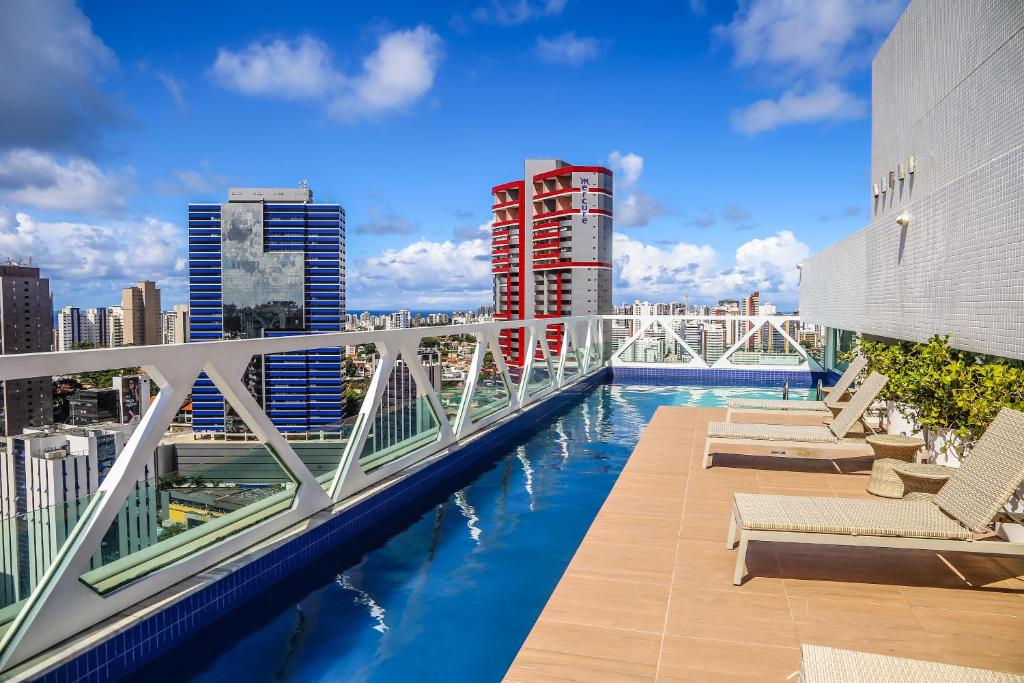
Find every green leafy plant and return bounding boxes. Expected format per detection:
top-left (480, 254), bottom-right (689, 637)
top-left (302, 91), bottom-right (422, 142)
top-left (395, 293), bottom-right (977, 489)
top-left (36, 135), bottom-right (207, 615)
top-left (856, 334), bottom-right (1024, 455)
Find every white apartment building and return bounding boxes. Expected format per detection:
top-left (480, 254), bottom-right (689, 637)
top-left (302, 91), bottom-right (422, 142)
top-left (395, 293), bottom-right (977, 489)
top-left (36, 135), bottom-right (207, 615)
top-left (162, 304), bottom-right (190, 345)
top-left (56, 306), bottom-right (110, 351)
top-left (386, 309), bottom-right (411, 330)
top-left (0, 423), bottom-right (154, 605)
top-left (107, 306), bottom-right (124, 348)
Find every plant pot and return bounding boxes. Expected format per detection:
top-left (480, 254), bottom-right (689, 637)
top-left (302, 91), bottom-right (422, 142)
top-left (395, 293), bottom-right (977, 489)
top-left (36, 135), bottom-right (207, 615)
top-left (886, 402), bottom-right (920, 437)
top-left (924, 428), bottom-right (967, 467)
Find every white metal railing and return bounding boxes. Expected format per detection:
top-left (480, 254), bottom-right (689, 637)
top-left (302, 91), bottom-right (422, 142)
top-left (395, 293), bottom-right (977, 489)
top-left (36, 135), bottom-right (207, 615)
top-left (0, 314), bottom-right (811, 670)
top-left (607, 314), bottom-right (821, 372)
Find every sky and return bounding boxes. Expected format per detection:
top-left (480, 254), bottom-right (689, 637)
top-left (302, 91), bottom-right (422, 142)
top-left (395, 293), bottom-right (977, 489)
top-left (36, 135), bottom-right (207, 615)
top-left (0, 0), bottom-right (908, 313)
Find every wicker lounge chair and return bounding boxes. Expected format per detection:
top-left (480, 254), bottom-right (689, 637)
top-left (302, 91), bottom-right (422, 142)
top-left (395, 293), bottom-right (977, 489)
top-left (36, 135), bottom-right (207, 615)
top-left (703, 372), bottom-right (888, 468)
top-left (726, 407), bottom-right (1024, 585)
top-left (725, 355), bottom-right (867, 421)
top-left (799, 644), bottom-right (1024, 682)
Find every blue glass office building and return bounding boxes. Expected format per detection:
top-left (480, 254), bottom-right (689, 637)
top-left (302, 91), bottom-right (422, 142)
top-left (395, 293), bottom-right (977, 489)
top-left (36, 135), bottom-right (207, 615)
top-left (188, 188), bottom-right (345, 434)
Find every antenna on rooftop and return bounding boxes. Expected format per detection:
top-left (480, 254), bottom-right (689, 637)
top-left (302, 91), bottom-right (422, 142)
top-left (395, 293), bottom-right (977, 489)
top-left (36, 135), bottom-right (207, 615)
top-left (298, 178), bottom-right (309, 189)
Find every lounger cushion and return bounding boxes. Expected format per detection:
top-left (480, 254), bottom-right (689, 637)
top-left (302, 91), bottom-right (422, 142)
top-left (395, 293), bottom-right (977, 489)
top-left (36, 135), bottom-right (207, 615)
top-left (707, 422), bottom-right (837, 443)
top-left (734, 494), bottom-right (971, 540)
top-left (933, 407), bottom-right (1024, 533)
top-left (726, 398), bottom-right (829, 412)
top-left (800, 644), bottom-right (1024, 682)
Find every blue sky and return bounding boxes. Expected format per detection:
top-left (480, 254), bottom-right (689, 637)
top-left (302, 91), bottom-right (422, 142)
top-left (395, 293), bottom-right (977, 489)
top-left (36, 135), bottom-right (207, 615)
top-left (0, 0), bottom-right (906, 312)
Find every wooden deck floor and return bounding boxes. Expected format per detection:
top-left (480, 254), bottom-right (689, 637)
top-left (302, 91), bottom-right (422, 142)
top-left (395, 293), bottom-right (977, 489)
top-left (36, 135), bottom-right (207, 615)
top-left (504, 406), bottom-right (1024, 682)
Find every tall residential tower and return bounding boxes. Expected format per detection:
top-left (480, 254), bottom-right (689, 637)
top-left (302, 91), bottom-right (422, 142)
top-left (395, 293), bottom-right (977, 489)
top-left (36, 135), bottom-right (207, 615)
top-left (0, 266), bottom-right (54, 436)
top-left (491, 160), bottom-right (613, 371)
top-left (187, 187), bottom-right (346, 434)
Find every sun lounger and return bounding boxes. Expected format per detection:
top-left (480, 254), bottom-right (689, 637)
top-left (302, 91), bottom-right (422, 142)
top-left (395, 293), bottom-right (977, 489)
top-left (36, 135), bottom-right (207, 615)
top-left (725, 355), bottom-right (867, 421)
top-left (799, 644), bottom-right (1024, 682)
top-left (703, 372), bottom-right (888, 468)
top-left (726, 407), bottom-right (1024, 585)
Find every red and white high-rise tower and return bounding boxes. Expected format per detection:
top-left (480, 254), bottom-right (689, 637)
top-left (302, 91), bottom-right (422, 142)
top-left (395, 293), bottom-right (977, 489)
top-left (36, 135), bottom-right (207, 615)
top-left (491, 159), bottom-right (613, 374)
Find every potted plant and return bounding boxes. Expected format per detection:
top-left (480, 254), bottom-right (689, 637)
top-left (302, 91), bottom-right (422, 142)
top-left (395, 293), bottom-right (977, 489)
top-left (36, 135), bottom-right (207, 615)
top-left (857, 335), bottom-right (1024, 465)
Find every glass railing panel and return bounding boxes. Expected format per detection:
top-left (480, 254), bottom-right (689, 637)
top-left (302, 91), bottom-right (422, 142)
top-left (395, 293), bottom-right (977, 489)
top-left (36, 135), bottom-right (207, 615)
top-left (418, 335), bottom-right (475, 426)
top-left (0, 489), bottom-right (102, 639)
top-left (469, 341), bottom-right (511, 421)
top-left (726, 321), bottom-right (805, 366)
top-left (616, 322), bottom-right (692, 363)
top-left (497, 325), bottom-right (528, 395)
top-left (79, 378), bottom-right (299, 594)
top-left (358, 354), bottom-right (442, 473)
top-left (526, 340), bottom-right (553, 395)
top-left (248, 346), bottom-right (351, 491)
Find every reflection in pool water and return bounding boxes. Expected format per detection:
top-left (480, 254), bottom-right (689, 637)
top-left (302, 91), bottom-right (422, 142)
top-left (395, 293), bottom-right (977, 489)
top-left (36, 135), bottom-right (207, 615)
top-left (131, 382), bottom-right (808, 682)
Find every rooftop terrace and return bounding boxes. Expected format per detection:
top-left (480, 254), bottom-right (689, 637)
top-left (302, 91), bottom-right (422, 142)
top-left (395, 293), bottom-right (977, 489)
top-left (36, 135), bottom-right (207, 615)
top-left (506, 406), bottom-right (1024, 681)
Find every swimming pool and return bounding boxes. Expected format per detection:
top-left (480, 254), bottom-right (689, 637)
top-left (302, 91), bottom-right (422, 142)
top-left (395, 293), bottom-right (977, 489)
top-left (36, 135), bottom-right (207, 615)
top-left (130, 382), bottom-right (810, 682)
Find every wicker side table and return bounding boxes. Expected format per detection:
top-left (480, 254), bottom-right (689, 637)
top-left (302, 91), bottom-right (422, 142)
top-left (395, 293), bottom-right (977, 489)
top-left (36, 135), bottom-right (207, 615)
top-left (893, 462), bottom-right (954, 500)
top-left (867, 458), bottom-right (907, 498)
top-left (865, 434), bottom-right (925, 463)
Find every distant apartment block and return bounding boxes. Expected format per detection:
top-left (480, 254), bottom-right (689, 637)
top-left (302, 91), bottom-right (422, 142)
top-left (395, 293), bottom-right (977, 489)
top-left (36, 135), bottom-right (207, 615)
top-left (0, 266), bottom-right (54, 436)
top-left (187, 187), bottom-right (346, 434)
top-left (162, 304), bottom-right (190, 344)
top-left (121, 280), bottom-right (161, 347)
top-left (56, 306), bottom-right (110, 351)
top-left (0, 424), bottom-right (153, 605)
top-left (491, 160), bottom-right (613, 371)
top-left (386, 309), bottom-right (411, 330)
top-left (107, 306), bottom-right (124, 348)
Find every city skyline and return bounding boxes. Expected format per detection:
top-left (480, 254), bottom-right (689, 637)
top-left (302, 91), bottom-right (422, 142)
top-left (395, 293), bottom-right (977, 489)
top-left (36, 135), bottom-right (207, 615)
top-left (0, 1), bottom-right (907, 312)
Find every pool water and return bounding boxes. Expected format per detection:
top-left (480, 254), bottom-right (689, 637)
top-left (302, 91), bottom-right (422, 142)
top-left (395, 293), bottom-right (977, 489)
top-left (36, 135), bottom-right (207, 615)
top-left (131, 382), bottom-right (808, 682)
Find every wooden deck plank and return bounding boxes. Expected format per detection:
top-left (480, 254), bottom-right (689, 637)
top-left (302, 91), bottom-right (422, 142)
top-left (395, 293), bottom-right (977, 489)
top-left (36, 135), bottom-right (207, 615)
top-left (505, 405), bottom-right (1024, 682)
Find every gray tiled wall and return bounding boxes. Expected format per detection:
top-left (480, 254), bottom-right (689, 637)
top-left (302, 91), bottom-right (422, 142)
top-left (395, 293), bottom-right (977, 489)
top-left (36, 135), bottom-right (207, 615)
top-left (800, 0), bottom-right (1024, 361)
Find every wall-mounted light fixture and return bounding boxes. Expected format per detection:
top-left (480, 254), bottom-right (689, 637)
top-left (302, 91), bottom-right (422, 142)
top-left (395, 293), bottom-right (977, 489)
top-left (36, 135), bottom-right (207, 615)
top-left (908, 156), bottom-right (916, 174)
top-left (896, 213), bottom-right (911, 228)
top-left (872, 183), bottom-right (880, 197)
top-left (888, 171), bottom-right (896, 187)
top-left (898, 163), bottom-right (906, 179)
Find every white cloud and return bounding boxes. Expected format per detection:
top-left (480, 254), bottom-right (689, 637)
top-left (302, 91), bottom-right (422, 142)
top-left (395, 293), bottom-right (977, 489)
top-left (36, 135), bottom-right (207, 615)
top-left (157, 73), bottom-right (186, 111)
top-left (607, 150), bottom-right (644, 187)
top-left (617, 191), bottom-right (665, 228)
top-left (723, 205), bottom-right (751, 222)
top-left (715, 0), bottom-right (903, 134)
top-left (349, 227), bottom-right (810, 309)
top-left (534, 33), bottom-right (603, 66)
top-left (350, 235), bottom-right (492, 308)
top-left (0, 0), bottom-right (120, 151)
top-left (607, 151), bottom-right (664, 228)
top-left (613, 230), bottom-right (809, 305)
top-left (0, 207), bottom-right (187, 305)
top-left (0, 149), bottom-right (132, 213)
top-left (472, 0), bottom-right (567, 26)
top-left (733, 229), bottom-right (809, 292)
top-left (614, 232), bottom-right (717, 300)
top-left (211, 27), bottom-right (443, 120)
top-left (356, 202), bottom-right (417, 235)
top-left (211, 36), bottom-right (341, 99)
top-left (715, 0), bottom-right (904, 78)
top-left (730, 82), bottom-right (866, 135)
top-left (155, 163), bottom-right (228, 196)
top-left (335, 26), bottom-right (444, 119)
